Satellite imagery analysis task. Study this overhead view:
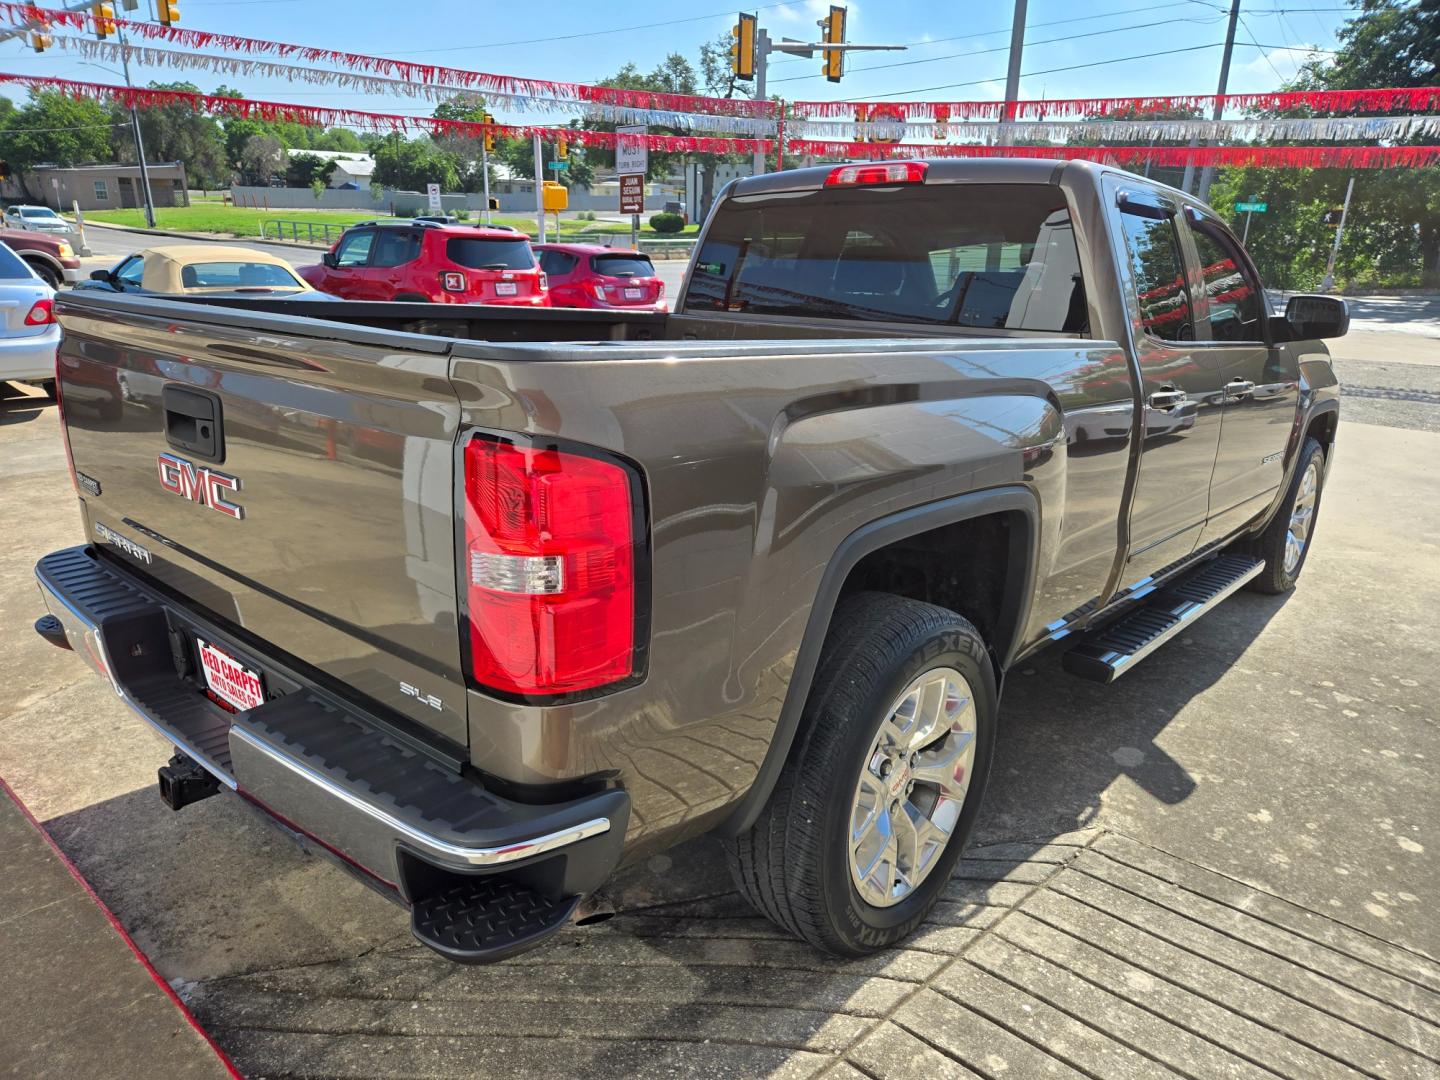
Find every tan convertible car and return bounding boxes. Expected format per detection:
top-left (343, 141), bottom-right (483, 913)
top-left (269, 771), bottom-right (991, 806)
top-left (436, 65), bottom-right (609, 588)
top-left (78, 244), bottom-right (313, 296)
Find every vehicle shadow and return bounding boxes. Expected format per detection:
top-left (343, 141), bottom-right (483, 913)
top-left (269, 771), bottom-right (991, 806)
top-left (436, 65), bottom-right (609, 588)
top-left (30, 589), bottom-right (1292, 1077)
top-left (0, 394), bottom-right (46, 426)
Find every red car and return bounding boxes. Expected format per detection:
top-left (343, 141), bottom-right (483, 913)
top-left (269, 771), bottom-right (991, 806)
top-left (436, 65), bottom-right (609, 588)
top-left (300, 222), bottom-right (549, 306)
top-left (534, 244), bottom-right (666, 312)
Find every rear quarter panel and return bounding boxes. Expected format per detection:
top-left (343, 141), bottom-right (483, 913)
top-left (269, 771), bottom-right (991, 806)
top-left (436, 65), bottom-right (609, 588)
top-left (448, 337), bottom-right (1133, 853)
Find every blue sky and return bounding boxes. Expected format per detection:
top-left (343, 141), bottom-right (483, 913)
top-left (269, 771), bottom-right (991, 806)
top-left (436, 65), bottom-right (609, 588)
top-left (1, 0), bottom-right (1353, 123)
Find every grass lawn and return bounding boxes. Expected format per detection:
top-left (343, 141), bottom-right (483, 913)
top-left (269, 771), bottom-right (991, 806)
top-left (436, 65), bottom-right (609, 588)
top-left (81, 205), bottom-right (700, 242)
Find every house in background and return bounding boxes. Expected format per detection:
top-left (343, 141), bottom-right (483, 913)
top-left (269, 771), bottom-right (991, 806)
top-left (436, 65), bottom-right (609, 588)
top-left (285, 150), bottom-right (376, 190)
top-left (0, 162), bottom-right (190, 210)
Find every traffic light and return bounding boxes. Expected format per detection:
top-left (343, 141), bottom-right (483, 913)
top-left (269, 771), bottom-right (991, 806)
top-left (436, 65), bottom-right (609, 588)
top-left (821, 5), bottom-right (846, 83)
top-left (1322, 207), bottom-right (1344, 227)
top-left (92, 2), bottom-right (115, 39)
top-left (731, 12), bottom-right (756, 81)
top-left (482, 113), bottom-right (496, 154)
top-left (29, 29), bottom-right (52, 52)
top-left (156, 0), bottom-right (178, 26)
top-left (556, 135), bottom-right (569, 160)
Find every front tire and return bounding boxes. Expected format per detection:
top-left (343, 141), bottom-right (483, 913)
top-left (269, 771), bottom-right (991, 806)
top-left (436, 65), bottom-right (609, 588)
top-left (726, 592), bottom-right (996, 956)
top-left (1245, 436), bottom-right (1325, 594)
top-left (26, 260), bottom-right (61, 290)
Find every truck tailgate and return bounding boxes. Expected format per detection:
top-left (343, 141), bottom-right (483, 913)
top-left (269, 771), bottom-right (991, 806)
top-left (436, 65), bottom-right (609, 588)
top-left (54, 295), bottom-right (468, 744)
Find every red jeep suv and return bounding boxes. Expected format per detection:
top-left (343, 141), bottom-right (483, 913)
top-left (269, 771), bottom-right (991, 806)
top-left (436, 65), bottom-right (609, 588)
top-left (300, 222), bottom-right (549, 306)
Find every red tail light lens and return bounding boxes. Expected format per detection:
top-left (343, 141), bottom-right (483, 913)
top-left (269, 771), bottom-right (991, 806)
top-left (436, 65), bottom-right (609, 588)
top-left (463, 436), bottom-right (637, 696)
top-left (825, 162), bottom-right (927, 187)
top-left (24, 299), bottom-right (54, 325)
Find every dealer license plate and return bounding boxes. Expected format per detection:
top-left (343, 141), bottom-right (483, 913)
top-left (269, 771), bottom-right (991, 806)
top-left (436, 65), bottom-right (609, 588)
top-left (494, 282), bottom-right (518, 296)
top-left (196, 637), bottom-right (266, 712)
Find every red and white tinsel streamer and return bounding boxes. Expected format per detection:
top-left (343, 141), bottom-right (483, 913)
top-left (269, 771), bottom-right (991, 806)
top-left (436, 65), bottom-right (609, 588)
top-left (792, 87), bottom-right (1440, 121)
top-left (784, 140), bottom-right (1440, 168)
top-left (791, 115), bottom-right (1440, 143)
top-left (47, 37), bottom-right (775, 135)
top-left (0, 3), bottom-right (775, 119)
top-left (0, 73), bottom-right (775, 154)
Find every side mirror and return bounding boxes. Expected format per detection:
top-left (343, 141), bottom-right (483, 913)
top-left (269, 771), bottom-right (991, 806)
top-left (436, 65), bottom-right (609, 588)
top-left (89, 269), bottom-right (112, 282)
top-left (321, 252), bottom-right (338, 269)
top-left (1283, 294), bottom-right (1349, 341)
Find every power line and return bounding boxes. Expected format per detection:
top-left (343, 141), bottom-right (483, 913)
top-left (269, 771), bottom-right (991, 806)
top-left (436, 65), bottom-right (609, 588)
top-left (771, 14), bottom-right (1227, 85)
top-left (863, 43), bottom-right (1224, 101)
top-left (387, 2), bottom-right (795, 56)
top-left (0, 121), bottom-right (130, 132)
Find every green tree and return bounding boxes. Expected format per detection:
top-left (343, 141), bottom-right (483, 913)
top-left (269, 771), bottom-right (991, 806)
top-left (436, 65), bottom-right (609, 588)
top-left (237, 133), bottom-right (286, 186)
top-left (286, 151), bottom-right (337, 188)
top-left (0, 91), bottom-right (116, 198)
top-left (1211, 0), bottom-right (1440, 287)
top-left (110, 81), bottom-right (227, 189)
top-left (372, 134), bottom-right (460, 192)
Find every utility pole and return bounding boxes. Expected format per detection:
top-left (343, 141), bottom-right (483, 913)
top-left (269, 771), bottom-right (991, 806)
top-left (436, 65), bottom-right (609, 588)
top-left (532, 133), bottom-right (546, 243)
top-left (1320, 175), bottom-right (1354, 293)
top-left (480, 139), bottom-right (491, 224)
top-left (1183, 0), bottom-right (1241, 199)
top-left (1001, 0), bottom-right (1028, 137)
top-left (117, 20), bottom-right (157, 228)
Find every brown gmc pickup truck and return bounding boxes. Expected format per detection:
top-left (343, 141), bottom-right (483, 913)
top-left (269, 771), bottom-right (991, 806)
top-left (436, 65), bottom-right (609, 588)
top-left (34, 159), bottom-right (1343, 963)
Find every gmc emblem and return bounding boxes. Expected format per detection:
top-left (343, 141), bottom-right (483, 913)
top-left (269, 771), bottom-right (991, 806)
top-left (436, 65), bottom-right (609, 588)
top-left (157, 453), bottom-right (245, 520)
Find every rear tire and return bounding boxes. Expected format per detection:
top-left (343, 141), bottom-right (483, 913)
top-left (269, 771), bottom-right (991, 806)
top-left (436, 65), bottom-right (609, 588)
top-left (725, 592), bottom-right (996, 956)
top-left (1244, 436), bottom-right (1325, 594)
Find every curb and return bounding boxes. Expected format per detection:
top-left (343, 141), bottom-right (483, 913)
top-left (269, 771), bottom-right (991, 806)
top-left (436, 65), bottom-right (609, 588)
top-left (81, 220), bottom-right (328, 251)
top-left (0, 772), bottom-right (243, 1078)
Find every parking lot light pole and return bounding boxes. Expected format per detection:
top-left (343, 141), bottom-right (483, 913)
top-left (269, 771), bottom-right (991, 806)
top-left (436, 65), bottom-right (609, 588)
top-left (532, 133), bottom-right (546, 244)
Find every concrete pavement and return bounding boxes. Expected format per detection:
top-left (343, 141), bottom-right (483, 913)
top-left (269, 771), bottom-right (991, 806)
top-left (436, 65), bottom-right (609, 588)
top-left (0, 298), bottom-right (1436, 1077)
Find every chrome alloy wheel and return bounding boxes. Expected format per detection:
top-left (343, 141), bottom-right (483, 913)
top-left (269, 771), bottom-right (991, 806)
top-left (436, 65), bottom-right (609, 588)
top-left (1284, 458), bottom-right (1321, 574)
top-left (849, 667), bottom-right (978, 908)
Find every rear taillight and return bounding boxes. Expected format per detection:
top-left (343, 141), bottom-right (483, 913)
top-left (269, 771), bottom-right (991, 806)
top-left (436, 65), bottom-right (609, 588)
top-left (825, 161), bottom-right (927, 187)
top-left (592, 283), bottom-right (608, 301)
top-left (441, 271), bottom-right (466, 292)
top-left (24, 299), bottom-right (54, 325)
top-left (463, 436), bottom-right (637, 697)
top-left (539, 272), bottom-right (548, 291)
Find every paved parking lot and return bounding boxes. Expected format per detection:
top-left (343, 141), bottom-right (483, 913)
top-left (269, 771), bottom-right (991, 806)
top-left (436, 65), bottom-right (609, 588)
top-left (0, 296), bottom-right (1436, 1078)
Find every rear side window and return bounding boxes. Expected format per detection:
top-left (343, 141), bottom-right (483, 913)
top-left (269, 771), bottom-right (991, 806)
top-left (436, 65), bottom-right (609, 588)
top-left (685, 183), bottom-right (1087, 333)
top-left (1118, 210), bottom-right (1193, 342)
top-left (0, 242), bottom-right (33, 279)
top-left (373, 230), bottom-right (422, 268)
top-left (1187, 216), bottom-right (1263, 342)
top-left (538, 250), bottom-right (577, 276)
top-left (446, 238), bottom-right (535, 271)
top-left (591, 254), bottom-right (654, 278)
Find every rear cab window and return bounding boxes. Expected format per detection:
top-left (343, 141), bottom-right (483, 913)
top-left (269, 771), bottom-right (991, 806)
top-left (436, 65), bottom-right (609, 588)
top-left (684, 182), bottom-right (1088, 333)
top-left (445, 237), bottom-right (536, 271)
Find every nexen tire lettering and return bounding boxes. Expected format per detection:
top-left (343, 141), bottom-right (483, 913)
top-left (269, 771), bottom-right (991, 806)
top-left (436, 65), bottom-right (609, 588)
top-left (157, 453), bottom-right (245, 520)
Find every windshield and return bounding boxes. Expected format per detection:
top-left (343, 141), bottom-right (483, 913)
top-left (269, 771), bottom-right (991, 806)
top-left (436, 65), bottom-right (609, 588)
top-left (181, 261), bottom-right (304, 289)
top-left (0, 242), bottom-right (35, 278)
top-left (445, 237), bottom-right (535, 271)
top-left (21, 208), bottom-right (60, 220)
top-left (592, 254), bottom-right (655, 278)
top-left (686, 182), bottom-right (1088, 333)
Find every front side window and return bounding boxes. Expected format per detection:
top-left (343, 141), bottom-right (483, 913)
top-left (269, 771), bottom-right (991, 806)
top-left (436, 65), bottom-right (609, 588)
top-left (372, 230), bottom-right (422, 268)
top-left (1118, 209), bottom-right (1193, 342)
top-left (115, 255), bottom-right (145, 286)
top-left (685, 183), bottom-right (1087, 332)
top-left (1188, 215), bottom-right (1263, 342)
top-left (335, 229), bottom-right (375, 267)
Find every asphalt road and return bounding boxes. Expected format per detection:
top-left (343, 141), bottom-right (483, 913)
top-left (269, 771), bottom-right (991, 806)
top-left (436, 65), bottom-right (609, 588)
top-left (4, 259), bottom-right (1436, 1076)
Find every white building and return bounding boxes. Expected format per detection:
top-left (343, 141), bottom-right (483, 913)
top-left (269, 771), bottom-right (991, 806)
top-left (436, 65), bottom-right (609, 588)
top-left (286, 149), bottom-right (376, 189)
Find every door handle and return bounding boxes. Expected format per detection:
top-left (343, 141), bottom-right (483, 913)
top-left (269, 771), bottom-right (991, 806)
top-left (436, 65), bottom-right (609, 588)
top-left (1226, 379), bottom-right (1256, 398)
top-left (1148, 388), bottom-right (1187, 411)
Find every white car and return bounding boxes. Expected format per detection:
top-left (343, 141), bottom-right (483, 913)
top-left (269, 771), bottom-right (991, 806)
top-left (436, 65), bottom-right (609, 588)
top-left (0, 242), bottom-right (60, 396)
top-left (3, 204), bottom-right (85, 250)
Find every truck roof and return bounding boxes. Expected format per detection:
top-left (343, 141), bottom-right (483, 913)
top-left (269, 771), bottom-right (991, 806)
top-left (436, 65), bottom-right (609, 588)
top-left (729, 156), bottom-right (1195, 205)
